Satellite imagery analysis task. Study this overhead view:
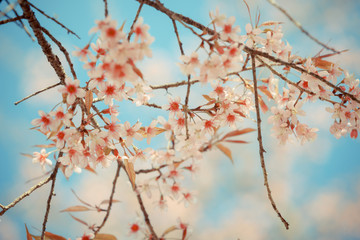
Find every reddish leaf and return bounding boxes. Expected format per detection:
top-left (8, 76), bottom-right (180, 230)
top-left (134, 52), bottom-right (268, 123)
top-left (182, 227), bottom-right (187, 240)
top-left (84, 165), bottom-right (97, 174)
top-left (21, 153), bottom-right (33, 159)
top-left (44, 232), bottom-right (67, 240)
top-left (202, 94), bottom-right (215, 102)
top-left (124, 159), bottom-right (136, 189)
top-left (71, 189), bottom-right (93, 207)
top-left (259, 96), bottom-right (268, 113)
top-left (258, 85), bottom-right (274, 99)
top-left (25, 224), bottom-right (33, 240)
top-left (94, 234), bottom-right (117, 240)
top-left (85, 90), bottom-right (93, 114)
top-left (69, 213), bottom-right (89, 227)
top-left (313, 58), bottom-right (334, 70)
top-left (100, 199), bottom-right (121, 205)
top-left (259, 21), bottom-right (283, 27)
top-left (224, 140), bottom-right (248, 144)
top-left (60, 205), bottom-right (91, 212)
top-left (33, 144), bottom-right (56, 148)
top-left (161, 225), bottom-right (177, 237)
top-left (222, 128), bottom-right (256, 140)
top-left (216, 143), bottom-right (233, 164)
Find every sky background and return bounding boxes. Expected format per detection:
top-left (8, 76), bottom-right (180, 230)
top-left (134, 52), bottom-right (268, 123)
top-left (0, 0), bottom-right (360, 239)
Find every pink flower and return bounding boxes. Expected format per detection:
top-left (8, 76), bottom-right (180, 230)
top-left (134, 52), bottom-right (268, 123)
top-left (121, 121), bottom-right (143, 145)
top-left (32, 149), bottom-right (52, 170)
top-left (59, 77), bottom-right (86, 105)
top-left (162, 96), bottom-right (182, 115)
top-left (31, 110), bottom-right (52, 133)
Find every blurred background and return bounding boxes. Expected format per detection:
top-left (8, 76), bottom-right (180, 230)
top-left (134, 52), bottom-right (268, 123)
top-left (0, 0), bottom-right (360, 239)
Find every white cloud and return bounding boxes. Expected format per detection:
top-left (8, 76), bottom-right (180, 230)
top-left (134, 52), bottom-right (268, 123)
top-left (22, 50), bottom-right (62, 106)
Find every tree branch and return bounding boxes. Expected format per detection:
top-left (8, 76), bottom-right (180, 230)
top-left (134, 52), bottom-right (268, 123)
top-left (136, 190), bottom-right (159, 240)
top-left (28, 2), bottom-right (80, 39)
top-left (266, 0), bottom-right (338, 53)
top-left (251, 54), bottom-right (289, 229)
top-left (0, 14), bottom-right (24, 24)
top-left (14, 82), bottom-right (61, 105)
top-left (41, 160), bottom-right (61, 240)
top-left (94, 160), bottom-right (122, 236)
top-left (0, 173), bottom-right (52, 216)
top-left (20, 0), bottom-right (66, 84)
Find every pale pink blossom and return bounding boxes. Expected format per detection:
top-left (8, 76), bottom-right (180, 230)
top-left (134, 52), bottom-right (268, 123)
top-left (31, 110), bottom-right (52, 133)
top-left (58, 77), bottom-right (86, 105)
top-left (32, 149), bottom-right (52, 170)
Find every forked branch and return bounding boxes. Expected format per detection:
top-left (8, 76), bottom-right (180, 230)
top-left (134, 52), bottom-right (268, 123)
top-left (251, 54), bottom-right (289, 229)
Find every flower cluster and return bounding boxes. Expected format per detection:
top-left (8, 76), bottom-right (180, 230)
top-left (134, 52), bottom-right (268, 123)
top-left (28, 9), bottom-right (360, 239)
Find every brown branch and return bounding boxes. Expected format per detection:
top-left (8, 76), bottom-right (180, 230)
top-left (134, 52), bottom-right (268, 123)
top-left (20, 0), bottom-right (66, 84)
top-left (266, 0), bottom-right (338, 53)
top-left (0, 14), bottom-right (25, 24)
top-left (251, 54), bottom-right (289, 229)
top-left (103, 0), bottom-right (109, 18)
top-left (0, 173), bottom-right (52, 216)
top-left (28, 2), bottom-right (80, 39)
top-left (150, 79), bottom-right (199, 90)
top-left (171, 18), bottom-right (191, 139)
top-left (14, 82), bottom-right (61, 105)
top-left (41, 160), bottom-right (61, 240)
top-left (94, 160), bottom-right (122, 235)
top-left (136, 190), bottom-right (159, 240)
top-left (128, 0), bottom-right (144, 41)
top-left (40, 26), bottom-right (77, 79)
top-left (249, 49), bottom-right (360, 104)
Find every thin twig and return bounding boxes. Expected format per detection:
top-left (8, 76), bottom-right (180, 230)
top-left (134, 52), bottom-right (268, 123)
top-left (28, 2), bottom-right (80, 39)
top-left (171, 18), bottom-right (191, 139)
top-left (256, 57), bottom-right (339, 105)
top-left (5, 0), bottom-right (34, 41)
top-left (103, 0), bottom-right (108, 18)
top-left (136, 191), bottom-right (159, 240)
top-left (251, 54), bottom-right (289, 229)
top-left (0, 14), bottom-right (24, 24)
top-left (128, 0), bottom-right (144, 41)
top-left (94, 160), bottom-right (122, 235)
top-left (14, 82), bottom-right (61, 105)
top-left (0, 174), bottom-right (52, 216)
top-left (40, 26), bottom-right (77, 79)
top-left (150, 80), bottom-right (199, 90)
top-left (41, 160), bottom-right (61, 240)
top-left (266, 0), bottom-right (338, 53)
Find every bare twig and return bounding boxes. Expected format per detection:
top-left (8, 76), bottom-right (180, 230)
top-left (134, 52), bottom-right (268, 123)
top-left (28, 2), bottom-right (80, 39)
top-left (251, 54), bottom-right (289, 229)
top-left (266, 0), bottom-right (338, 53)
top-left (136, 191), bottom-right (159, 240)
top-left (41, 160), bottom-right (61, 240)
top-left (171, 18), bottom-right (191, 139)
top-left (128, 0), bottom-right (144, 41)
top-left (5, 0), bottom-right (34, 41)
top-left (0, 14), bottom-right (24, 24)
top-left (14, 82), bottom-right (61, 105)
top-left (103, 0), bottom-right (108, 18)
top-left (40, 26), bottom-right (77, 79)
top-left (94, 160), bottom-right (122, 235)
top-left (0, 174), bottom-right (52, 216)
top-left (150, 79), bottom-right (199, 90)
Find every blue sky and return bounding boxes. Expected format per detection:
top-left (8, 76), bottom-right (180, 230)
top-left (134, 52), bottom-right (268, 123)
top-left (0, 0), bottom-right (360, 239)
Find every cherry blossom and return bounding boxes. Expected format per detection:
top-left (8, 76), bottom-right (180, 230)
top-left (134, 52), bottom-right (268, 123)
top-left (32, 149), bottom-right (52, 170)
top-left (58, 77), bottom-right (86, 105)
